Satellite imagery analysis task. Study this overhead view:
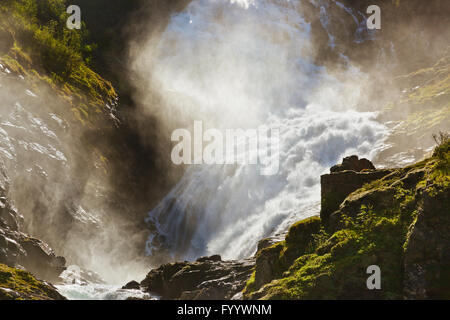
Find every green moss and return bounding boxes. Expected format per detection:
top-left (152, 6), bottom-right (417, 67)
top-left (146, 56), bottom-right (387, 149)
top-left (0, 0), bottom-right (118, 123)
top-left (285, 217), bottom-right (321, 251)
top-left (320, 190), bottom-right (348, 222)
top-left (243, 272), bottom-right (257, 294)
top-left (0, 264), bottom-right (64, 300)
top-left (245, 143), bottom-right (450, 300)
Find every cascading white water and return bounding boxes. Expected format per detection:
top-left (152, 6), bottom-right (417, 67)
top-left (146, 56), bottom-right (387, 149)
top-left (141, 0), bottom-right (388, 261)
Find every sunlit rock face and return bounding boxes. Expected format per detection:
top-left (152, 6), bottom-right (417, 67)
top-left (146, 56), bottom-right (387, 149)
top-left (0, 65), bottom-right (95, 254)
top-left (0, 63), bottom-right (147, 284)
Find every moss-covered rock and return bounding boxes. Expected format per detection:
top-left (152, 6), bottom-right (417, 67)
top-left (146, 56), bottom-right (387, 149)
top-left (403, 175), bottom-right (450, 298)
top-left (320, 167), bottom-right (394, 226)
top-left (252, 242), bottom-right (284, 290)
top-left (247, 217), bottom-right (322, 293)
top-left (0, 264), bottom-right (66, 300)
top-left (244, 139), bottom-right (450, 300)
top-left (0, 0), bottom-right (119, 124)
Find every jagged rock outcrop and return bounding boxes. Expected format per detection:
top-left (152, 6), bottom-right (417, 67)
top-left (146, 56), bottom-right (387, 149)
top-left (403, 182), bottom-right (450, 299)
top-left (0, 163), bottom-right (66, 284)
top-left (321, 156), bottom-right (393, 226)
top-left (122, 280), bottom-right (140, 290)
top-left (139, 255), bottom-right (254, 300)
top-left (251, 217), bottom-right (321, 290)
top-left (244, 142), bottom-right (450, 299)
top-left (330, 155), bottom-right (376, 173)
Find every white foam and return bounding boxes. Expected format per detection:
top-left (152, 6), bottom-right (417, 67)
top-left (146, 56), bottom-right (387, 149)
top-left (141, 0), bottom-right (388, 261)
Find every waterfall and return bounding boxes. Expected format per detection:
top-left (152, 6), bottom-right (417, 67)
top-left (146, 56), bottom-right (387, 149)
top-left (139, 0), bottom-right (388, 261)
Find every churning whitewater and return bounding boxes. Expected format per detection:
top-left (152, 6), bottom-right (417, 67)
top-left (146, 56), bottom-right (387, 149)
top-left (141, 0), bottom-right (387, 262)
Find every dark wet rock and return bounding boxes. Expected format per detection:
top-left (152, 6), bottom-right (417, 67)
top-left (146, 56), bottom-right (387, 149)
top-left (18, 237), bottom-right (66, 283)
top-left (403, 184), bottom-right (450, 299)
top-left (141, 258), bottom-right (255, 300)
top-left (122, 280), bottom-right (141, 290)
top-left (330, 155), bottom-right (376, 173)
top-left (0, 163), bottom-right (66, 283)
top-left (0, 28), bottom-right (14, 55)
top-left (253, 216), bottom-right (321, 290)
top-left (327, 168), bottom-right (425, 231)
top-left (196, 255), bottom-right (221, 263)
top-left (126, 296), bottom-right (145, 300)
top-left (321, 163), bottom-right (393, 226)
top-left (244, 142), bottom-right (450, 299)
top-left (253, 243), bottom-right (284, 290)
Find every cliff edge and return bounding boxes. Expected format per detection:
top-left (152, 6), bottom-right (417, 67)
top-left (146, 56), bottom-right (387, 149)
top-left (244, 139), bottom-right (449, 300)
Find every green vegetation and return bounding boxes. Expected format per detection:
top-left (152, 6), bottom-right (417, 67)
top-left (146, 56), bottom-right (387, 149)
top-left (0, 0), bottom-right (117, 121)
top-left (245, 139), bottom-right (450, 300)
top-left (0, 263), bottom-right (64, 300)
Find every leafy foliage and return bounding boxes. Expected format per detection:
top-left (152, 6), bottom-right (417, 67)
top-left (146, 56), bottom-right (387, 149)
top-left (0, 0), bottom-right (116, 110)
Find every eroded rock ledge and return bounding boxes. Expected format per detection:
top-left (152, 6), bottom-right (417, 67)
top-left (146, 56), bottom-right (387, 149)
top-left (128, 147), bottom-right (449, 300)
top-left (0, 162), bottom-right (67, 299)
top-left (0, 164), bottom-right (66, 282)
top-left (320, 156), bottom-right (394, 226)
top-left (137, 255), bottom-right (254, 300)
top-left (244, 146), bottom-right (449, 299)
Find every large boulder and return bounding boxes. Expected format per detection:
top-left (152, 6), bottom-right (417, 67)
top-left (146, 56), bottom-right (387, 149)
top-left (252, 216), bottom-right (322, 290)
top-left (320, 168), bottom-right (394, 226)
top-left (122, 280), bottom-right (141, 290)
top-left (140, 255), bottom-right (254, 300)
top-left (253, 242), bottom-right (284, 290)
top-left (330, 155), bottom-right (376, 173)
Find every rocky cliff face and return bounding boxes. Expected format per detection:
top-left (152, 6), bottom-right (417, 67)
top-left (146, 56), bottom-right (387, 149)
top-left (320, 156), bottom-right (393, 226)
top-left (125, 142), bottom-right (448, 301)
top-left (0, 163), bottom-right (66, 284)
top-left (0, 0), bottom-right (448, 300)
top-left (244, 140), bottom-right (449, 300)
top-left (302, 0), bottom-right (450, 167)
top-left (302, 0), bottom-right (450, 74)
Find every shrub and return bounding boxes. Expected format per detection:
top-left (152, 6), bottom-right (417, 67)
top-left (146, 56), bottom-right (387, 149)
top-left (0, 0), bottom-right (116, 108)
top-left (432, 131), bottom-right (450, 160)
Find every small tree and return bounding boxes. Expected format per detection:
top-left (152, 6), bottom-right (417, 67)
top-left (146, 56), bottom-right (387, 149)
top-left (432, 131), bottom-right (449, 147)
top-left (432, 131), bottom-right (449, 159)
